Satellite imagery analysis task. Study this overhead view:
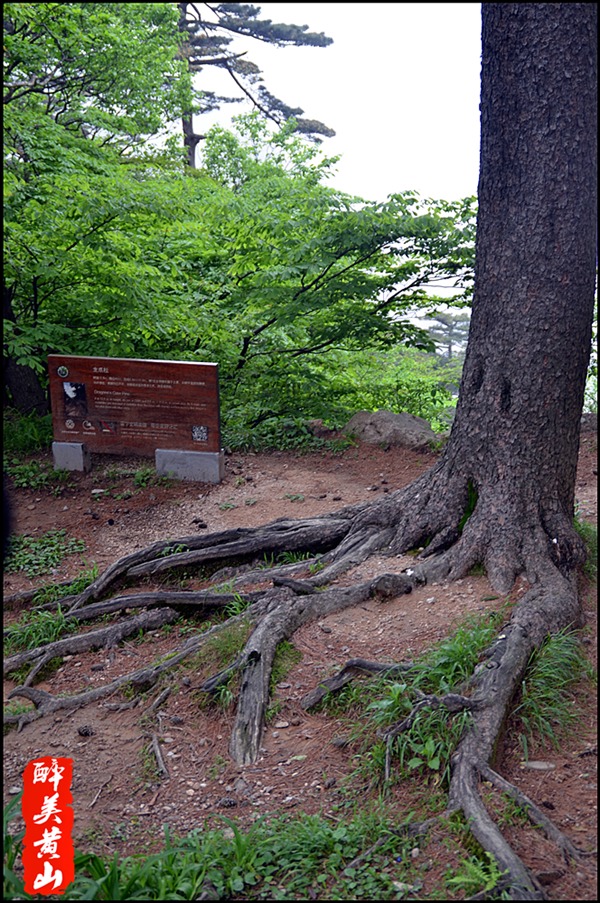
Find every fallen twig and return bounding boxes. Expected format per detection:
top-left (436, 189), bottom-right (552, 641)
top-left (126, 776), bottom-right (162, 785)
top-left (89, 774), bottom-right (113, 809)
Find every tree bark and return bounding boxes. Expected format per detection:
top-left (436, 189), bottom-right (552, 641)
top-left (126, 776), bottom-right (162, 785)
top-left (4, 5), bottom-right (596, 898)
top-left (353, 2), bottom-right (598, 595)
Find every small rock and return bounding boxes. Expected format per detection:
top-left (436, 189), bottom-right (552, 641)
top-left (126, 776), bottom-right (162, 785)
top-left (217, 797), bottom-right (237, 808)
top-left (90, 663), bottom-right (105, 672)
top-left (319, 624), bottom-right (332, 634)
top-left (77, 725), bottom-right (95, 737)
top-left (411, 847), bottom-right (420, 859)
top-left (274, 721), bottom-right (289, 729)
top-left (537, 869), bottom-right (565, 886)
top-left (8, 786), bottom-right (21, 795)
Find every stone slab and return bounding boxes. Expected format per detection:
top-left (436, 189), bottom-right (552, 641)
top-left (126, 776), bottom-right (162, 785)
top-left (52, 442), bottom-right (91, 472)
top-left (155, 449), bottom-right (225, 483)
top-left (48, 355), bottom-right (221, 456)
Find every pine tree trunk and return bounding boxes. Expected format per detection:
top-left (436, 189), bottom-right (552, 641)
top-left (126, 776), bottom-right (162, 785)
top-left (377, 3), bottom-right (598, 593)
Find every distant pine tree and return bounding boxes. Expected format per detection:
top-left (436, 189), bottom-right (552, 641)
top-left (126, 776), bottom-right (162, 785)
top-left (177, 2), bottom-right (334, 165)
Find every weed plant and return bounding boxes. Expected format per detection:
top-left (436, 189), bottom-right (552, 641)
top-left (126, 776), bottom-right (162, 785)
top-left (271, 641), bottom-right (302, 688)
top-left (30, 563), bottom-right (99, 606)
top-left (3, 794), bottom-right (25, 899)
top-left (3, 792), bottom-right (511, 900)
top-left (5, 529), bottom-right (86, 578)
top-left (5, 458), bottom-right (72, 493)
top-left (323, 608), bottom-right (508, 790)
top-left (513, 628), bottom-right (596, 760)
top-left (224, 593), bottom-right (252, 618)
top-left (445, 852), bottom-right (508, 897)
top-left (5, 605), bottom-right (79, 654)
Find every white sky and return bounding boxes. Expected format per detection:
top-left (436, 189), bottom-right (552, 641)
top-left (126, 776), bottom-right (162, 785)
top-left (194, 3), bottom-right (482, 203)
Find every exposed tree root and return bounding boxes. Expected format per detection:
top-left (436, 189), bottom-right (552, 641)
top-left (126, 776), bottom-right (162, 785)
top-left (300, 658), bottom-right (415, 710)
top-left (5, 605), bottom-right (266, 730)
top-left (4, 608), bottom-right (180, 683)
top-left (4, 464), bottom-right (593, 899)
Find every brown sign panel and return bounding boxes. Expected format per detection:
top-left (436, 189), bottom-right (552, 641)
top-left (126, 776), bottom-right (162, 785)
top-left (48, 355), bottom-right (221, 455)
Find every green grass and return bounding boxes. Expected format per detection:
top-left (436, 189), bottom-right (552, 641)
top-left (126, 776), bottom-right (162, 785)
top-left (2, 808), bottom-right (415, 900)
top-left (574, 516), bottom-right (598, 580)
top-left (29, 563), bottom-right (99, 606)
top-left (3, 409), bottom-right (53, 455)
top-left (3, 791), bottom-right (517, 901)
top-left (5, 605), bottom-right (79, 654)
top-left (321, 607), bottom-right (508, 789)
top-left (4, 529), bottom-right (86, 578)
top-left (271, 640), bottom-right (302, 689)
top-left (513, 628), bottom-right (596, 760)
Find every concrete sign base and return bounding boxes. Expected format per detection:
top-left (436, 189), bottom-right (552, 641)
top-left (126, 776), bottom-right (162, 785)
top-left (52, 442), bottom-right (92, 473)
top-left (155, 448), bottom-right (225, 483)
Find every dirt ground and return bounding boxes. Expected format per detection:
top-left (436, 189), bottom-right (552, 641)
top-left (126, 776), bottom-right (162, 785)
top-left (3, 432), bottom-right (597, 899)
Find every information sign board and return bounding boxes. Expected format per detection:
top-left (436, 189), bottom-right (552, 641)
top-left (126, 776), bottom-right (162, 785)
top-left (48, 355), bottom-right (221, 456)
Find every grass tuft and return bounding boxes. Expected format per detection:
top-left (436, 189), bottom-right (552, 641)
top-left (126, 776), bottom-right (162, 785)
top-left (5, 605), bottom-right (79, 654)
top-left (513, 628), bottom-right (596, 759)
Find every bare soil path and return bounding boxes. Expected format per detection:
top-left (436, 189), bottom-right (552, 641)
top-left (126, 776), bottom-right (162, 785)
top-left (3, 433), bottom-right (597, 899)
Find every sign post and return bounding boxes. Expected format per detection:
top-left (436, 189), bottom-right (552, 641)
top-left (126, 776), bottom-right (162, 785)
top-left (48, 355), bottom-right (224, 482)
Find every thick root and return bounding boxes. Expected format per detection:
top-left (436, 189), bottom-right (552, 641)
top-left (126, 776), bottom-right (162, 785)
top-left (5, 457), bottom-right (591, 897)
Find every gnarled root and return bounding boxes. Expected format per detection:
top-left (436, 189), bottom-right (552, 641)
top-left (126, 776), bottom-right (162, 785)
top-left (5, 455), bottom-right (592, 898)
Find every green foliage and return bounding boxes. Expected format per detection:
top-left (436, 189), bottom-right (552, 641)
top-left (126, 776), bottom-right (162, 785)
top-left (3, 409), bottom-right (53, 454)
top-left (19, 810), bottom-right (407, 900)
top-left (224, 593), bottom-right (252, 619)
top-left (271, 641), bottom-right (303, 689)
top-left (574, 516), bottom-right (598, 581)
top-left (331, 609), bottom-right (506, 788)
top-left (277, 551), bottom-right (313, 565)
top-left (4, 457), bottom-right (71, 493)
top-left (193, 621), bottom-right (251, 674)
top-left (334, 347), bottom-right (463, 434)
top-left (5, 604), bottom-right (79, 654)
top-left (159, 543), bottom-right (189, 558)
top-left (3, 793), bottom-right (25, 899)
top-left (5, 30), bottom-right (475, 443)
top-left (5, 529), bottom-right (86, 577)
top-left (446, 852), bottom-right (508, 897)
top-left (29, 564), bottom-right (99, 606)
top-left (514, 629), bottom-right (595, 759)
top-left (410, 610), bottom-right (505, 695)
